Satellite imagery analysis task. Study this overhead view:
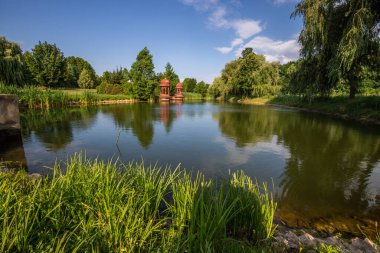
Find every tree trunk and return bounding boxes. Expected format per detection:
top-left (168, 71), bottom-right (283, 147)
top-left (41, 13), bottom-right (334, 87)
top-left (349, 84), bottom-right (356, 99)
top-left (348, 71), bottom-right (357, 99)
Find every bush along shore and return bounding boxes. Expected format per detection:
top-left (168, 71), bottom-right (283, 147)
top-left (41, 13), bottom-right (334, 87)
top-left (0, 154), bottom-right (276, 252)
top-left (239, 95), bottom-right (380, 125)
top-left (0, 84), bottom-right (134, 109)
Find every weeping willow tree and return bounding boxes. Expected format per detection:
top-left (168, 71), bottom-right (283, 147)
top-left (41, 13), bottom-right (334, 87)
top-left (292, 0), bottom-right (380, 98)
top-left (0, 36), bottom-right (26, 86)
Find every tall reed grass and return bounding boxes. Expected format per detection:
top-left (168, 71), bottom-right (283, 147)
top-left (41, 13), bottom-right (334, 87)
top-left (0, 83), bottom-right (131, 109)
top-left (0, 154), bottom-right (276, 252)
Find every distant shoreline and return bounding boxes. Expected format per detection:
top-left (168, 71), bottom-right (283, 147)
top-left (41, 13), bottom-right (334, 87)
top-left (238, 97), bottom-right (380, 126)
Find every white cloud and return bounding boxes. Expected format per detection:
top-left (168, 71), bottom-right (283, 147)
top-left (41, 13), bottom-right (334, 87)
top-left (231, 38), bottom-right (243, 47)
top-left (238, 36), bottom-right (300, 63)
top-left (231, 19), bottom-right (262, 39)
top-left (272, 0), bottom-right (298, 6)
top-left (214, 38), bottom-right (243, 54)
top-left (208, 6), bottom-right (228, 28)
top-left (180, 0), bottom-right (262, 40)
top-left (215, 47), bottom-right (233, 54)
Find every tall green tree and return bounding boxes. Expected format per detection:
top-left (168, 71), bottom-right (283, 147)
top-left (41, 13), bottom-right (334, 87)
top-left (24, 41), bottom-right (65, 87)
top-left (292, 0), bottom-right (380, 98)
top-left (279, 61), bottom-right (298, 93)
top-left (209, 77), bottom-right (226, 98)
top-left (65, 56), bottom-right (97, 87)
top-left (78, 68), bottom-right (95, 88)
top-left (100, 67), bottom-right (128, 85)
top-left (194, 81), bottom-right (209, 98)
top-left (221, 58), bottom-right (241, 96)
top-left (234, 48), bottom-right (266, 97)
top-left (0, 36), bottom-right (26, 85)
top-left (129, 47), bottom-right (157, 100)
top-left (183, 78), bottom-right (197, 92)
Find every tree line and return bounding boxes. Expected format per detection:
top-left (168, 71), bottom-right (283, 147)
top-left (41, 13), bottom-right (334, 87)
top-left (0, 37), bottom-right (97, 89)
top-left (3, 0), bottom-right (378, 102)
top-left (209, 48), bottom-right (281, 99)
top-left (210, 0), bottom-right (379, 99)
top-left (0, 37), bottom-right (209, 100)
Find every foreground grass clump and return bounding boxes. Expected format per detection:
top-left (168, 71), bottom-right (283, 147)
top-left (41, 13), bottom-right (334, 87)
top-left (0, 83), bottom-right (132, 109)
top-left (0, 155), bottom-right (276, 252)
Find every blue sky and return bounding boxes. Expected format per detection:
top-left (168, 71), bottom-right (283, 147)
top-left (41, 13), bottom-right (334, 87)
top-left (0, 0), bottom-right (302, 83)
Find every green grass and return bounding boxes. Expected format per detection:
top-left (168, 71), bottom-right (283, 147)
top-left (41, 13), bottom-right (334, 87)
top-left (184, 92), bottom-right (213, 101)
top-left (239, 95), bottom-right (380, 124)
top-left (268, 95), bottom-right (380, 124)
top-left (60, 88), bottom-right (97, 95)
top-left (0, 84), bottom-right (132, 109)
top-left (298, 242), bottom-right (341, 253)
top-left (0, 154), bottom-right (276, 252)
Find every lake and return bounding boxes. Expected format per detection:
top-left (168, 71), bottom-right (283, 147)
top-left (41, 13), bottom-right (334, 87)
top-left (2, 102), bottom-right (380, 235)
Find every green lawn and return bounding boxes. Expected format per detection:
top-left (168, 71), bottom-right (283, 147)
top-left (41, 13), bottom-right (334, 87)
top-left (240, 95), bottom-right (380, 124)
top-left (60, 88), bottom-right (97, 95)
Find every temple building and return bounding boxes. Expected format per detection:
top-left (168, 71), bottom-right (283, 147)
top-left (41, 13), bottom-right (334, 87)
top-left (159, 78), bottom-right (171, 101)
top-left (159, 78), bottom-right (184, 102)
top-left (173, 82), bottom-right (184, 101)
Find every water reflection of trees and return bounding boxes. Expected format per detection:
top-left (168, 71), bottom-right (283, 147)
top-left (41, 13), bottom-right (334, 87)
top-left (214, 106), bottom-right (380, 221)
top-left (213, 106), bottom-right (279, 147)
top-left (20, 107), bottom-right (97, 151)
top-left (20, 103), bottom-right (185, 152)
top-left (279, 114), bottom-right (380, 215)
top-left (100, 103), bottom-right (183, 149)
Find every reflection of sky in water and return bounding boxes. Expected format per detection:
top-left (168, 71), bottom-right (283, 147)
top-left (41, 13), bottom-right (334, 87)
top-left (4, 102), bottom-right (380, 225)
top-left (367, 162), bottom-right (380, 206)
top-left (213, 134), bottom-right (290, 193)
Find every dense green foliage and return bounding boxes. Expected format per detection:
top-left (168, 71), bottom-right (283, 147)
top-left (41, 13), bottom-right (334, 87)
top-left (23, 42), bottom-right (66, 87)
top-left (77, 68), bottom-right (94, 88)
top-left (291, 0), bottom-right (380, 98)
top-left (129, 47), bottom-right (157, 100)
top-left (194, 81), bottom-right (209, 98)
top-left (64, 56), bottom-right (97, 88)
top-left (0, 37), bottom-right (98, 89)
top-left (210, 48), bottom-right (281, 99)
top-left (0, 36), bottom-right (27, 86)
top-left (97, 67), bottom-right (129, 95)
top-left (0, 83), bottom-right (131, 109)
top-left (0, 155), bottom-right (276, 252)
top-left (183, 77), bottom-right (197, 92)
top-left (100, 67), bottom-right (129, 85)
top-left (1, 37), bottom-right (209, 100)
top-left (209, 1), bottom-right (379, 100)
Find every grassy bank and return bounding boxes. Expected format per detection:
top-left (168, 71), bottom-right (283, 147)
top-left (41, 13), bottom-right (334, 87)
top-left (0, 154), bottom-right (276, 252)
top-left (0, 84), bottom-right (133, 109)
top-left (240, 95), bottom-right (380, 124)
top-left (184, 92), bottom-right (212, 101)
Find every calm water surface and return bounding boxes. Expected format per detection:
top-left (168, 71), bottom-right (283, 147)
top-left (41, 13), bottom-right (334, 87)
top-left (2, 102), bottom-right (380, 233)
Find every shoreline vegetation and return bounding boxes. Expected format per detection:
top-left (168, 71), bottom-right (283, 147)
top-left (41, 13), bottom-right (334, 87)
top-left (0, 85), bottom-right (209, 109)
top-left (1, 83), bottom-right (378, 126)
top-left (0, 155), bottom-right (378, 252)
top-left (0, 84), bottom-right (134, 109)
top-left (0, 154), bottom-right (276, 252)
top-left (238, 96), bottom-right (380, 125)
